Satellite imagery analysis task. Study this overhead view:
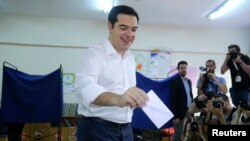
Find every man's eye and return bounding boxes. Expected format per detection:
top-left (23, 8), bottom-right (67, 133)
top-left (132, 28), bottom-right (137, 32)
top-left (120, 27), bottom-right (127, 30)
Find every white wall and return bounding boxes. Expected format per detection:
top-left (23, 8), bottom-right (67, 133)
top-left (0, 15), bottom-right (250, 102)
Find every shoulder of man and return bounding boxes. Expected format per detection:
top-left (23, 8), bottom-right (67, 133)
top-left (216, 76), bottom-right (226, 81)
top-left (240, 53), bottom-right (248, 57)
top-left (240, 53), bottom-right (250, 62)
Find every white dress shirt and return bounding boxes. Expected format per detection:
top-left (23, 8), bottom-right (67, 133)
top-left (75, 39), bottom-right (136, 123)
top-left (181, 76), bottom-right (192, 108)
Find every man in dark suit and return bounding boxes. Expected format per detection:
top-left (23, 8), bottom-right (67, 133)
top-left (169, 61), bottom-right (193, 141)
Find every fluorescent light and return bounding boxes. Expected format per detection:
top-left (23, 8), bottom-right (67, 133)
top-left (207, 0), bottom-right (243, 20)
top-left (99, 0), bottom-right (114, 13)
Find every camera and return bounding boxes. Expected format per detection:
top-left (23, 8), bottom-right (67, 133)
top-left (194, 96), bottom-right (208, 109)
top-left (239, 100), bottom-right (250, 110)
top-left (199, 66), bottom-right (208, 79)
top-left (190, 121), bottom-right (198, 132)
top-left (194, 92), bottom-right (215, 109)
top-left (199, 66), bottom-right (207, 72)
top-left (186, 119), bottom-right (199, 132)
top-left (212, 100), bottom-right (224, 108)
top-left (228, 52), bottom-right (239, 59)
top-left (205, 92), bottom-right (215, 100)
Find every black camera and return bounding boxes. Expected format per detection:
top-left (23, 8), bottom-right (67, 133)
top-left (205, 92), bottom-right (215, 100)
top-left (199, 66), bottom-right (207, 72)
top-left (199, 66), bottom-right (209, 80)
top-left (239, 100), bottom-right (250, 110)
top-left (194, 96), bottom-right (208, 109)
top-left (228, 52), bottom-right (239, 59)
top-left (190, 121), bottom-right (198, 132)
top-left (212, 100), bottom-right (224, 108)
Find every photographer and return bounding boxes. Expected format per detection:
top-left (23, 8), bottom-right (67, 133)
top-left (189, 94), bottom-right (236, 127)
top-left (209, 94), bottom-right (237, 125)
top-left (188, 60), bottom-right (227, 120)
top-left (221, 44), bottom-right (250, 107)
top-left (182, 118), bottom-right (207, 141)
top-left (196, 59), bottom-right (227, 102)
top-left (231, 100), bottom-right (250, 125)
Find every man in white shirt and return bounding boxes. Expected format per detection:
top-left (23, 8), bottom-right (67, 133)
top-left (75, 5), bottom-right (148, 141)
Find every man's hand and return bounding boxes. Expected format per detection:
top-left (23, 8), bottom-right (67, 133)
top-left (118, 87), bottom-right (149, 108)
top-left (93, 87), bottom-right (148, 107)
top-left (207, 73), bottom-right (216, 80)
top-left (197, 94), bottom-right (207, 101)
top-left (234, 55), bottom-right (243, 64)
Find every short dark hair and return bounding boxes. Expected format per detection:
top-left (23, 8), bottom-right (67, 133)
top-left (228, 44), bottom-right (241, 52)
top-left (206, 59), bottom-right (216, 66)
top-left (108, 5), bottom-right (139, 27)
top-left (215, 93), bottom-right (229, 102)
top-left (177, 61), bottom-right (188, 69)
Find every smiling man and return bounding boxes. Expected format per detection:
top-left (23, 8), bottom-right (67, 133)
top-left (75, 5), bottom-right (148, 141)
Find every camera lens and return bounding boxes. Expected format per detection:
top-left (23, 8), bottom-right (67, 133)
top-left (213, 100), bottom-right (224, 108)
top-left (230, 52), bottom-right (238, 59)
top-left (194, 97), bottom-right (207, 109)
top-left (191, 121), bottom-right (198, 132)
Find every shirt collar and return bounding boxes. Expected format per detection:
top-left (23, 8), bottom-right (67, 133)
top-left (180, 75), bottom-right (187, 81)
top-left (103, 39), bottom-right (132, 58)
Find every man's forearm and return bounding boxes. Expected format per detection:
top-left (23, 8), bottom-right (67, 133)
top-left (215, 80), bottom-right (227, 94)
top-left (221, 60), bottom-right (229, 74)
top-left (93, 92), bottom-right (120, 106)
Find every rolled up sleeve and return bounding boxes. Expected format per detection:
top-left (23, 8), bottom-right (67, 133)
top-left (75, 48), bottom-right (106, 107)
top-left (75, 73), bottom-right (107, 107)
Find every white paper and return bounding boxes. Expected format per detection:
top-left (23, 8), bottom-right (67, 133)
top-left (142, 90), bottom-right (174, 129)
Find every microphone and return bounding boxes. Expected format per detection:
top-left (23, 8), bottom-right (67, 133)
top-left (199, 66), bottom-right (207, 71)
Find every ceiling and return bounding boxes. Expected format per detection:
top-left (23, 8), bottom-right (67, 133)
top-left (0, 0), bottom-right (250, 28)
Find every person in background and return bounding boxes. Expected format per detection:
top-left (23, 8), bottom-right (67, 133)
top-left (75, 5), bottom-right (148, 141)
top-left (169, 61), bottom-right (193, 141)
top-left (221, 44), bottom-right (250, 107)
top-left (191, 59), bottom-right (228, 115)
top-left (231, 100), bottom-right (250, 125)
top-left (197, 59), bottom-right (227, 100)
top-left (182, 118), bottom-right (207, 141)
top-left (207, 94), bottom-right (237, 125)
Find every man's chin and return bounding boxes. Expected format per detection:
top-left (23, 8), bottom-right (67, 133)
top-left (122, 45), bottom-right (130, 50)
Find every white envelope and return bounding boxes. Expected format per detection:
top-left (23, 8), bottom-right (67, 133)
top-left (142, 90), bottom-right (174, 129)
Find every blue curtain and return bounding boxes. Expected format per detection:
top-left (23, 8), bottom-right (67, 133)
top-left (0, 66), bottom-right (63, 124)
top-left (131, 72), bottom-right (177, 129)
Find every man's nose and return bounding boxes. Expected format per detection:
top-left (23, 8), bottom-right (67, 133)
top-left (125, 30), bottom-right (133, 36)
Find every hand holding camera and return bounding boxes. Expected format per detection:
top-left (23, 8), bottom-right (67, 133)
top-left (227, 51), bottom-right (243, 63)
top-left (211, 100), bottom-right (224, 118)
top-left (227, 52), bottom-right (239, 60)
top-left (207, 73), bottom-right (215, 80)
top-left (212, 100), bottom-right (224, 108)
top-left (190, 121), bottom-right (198, 132)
